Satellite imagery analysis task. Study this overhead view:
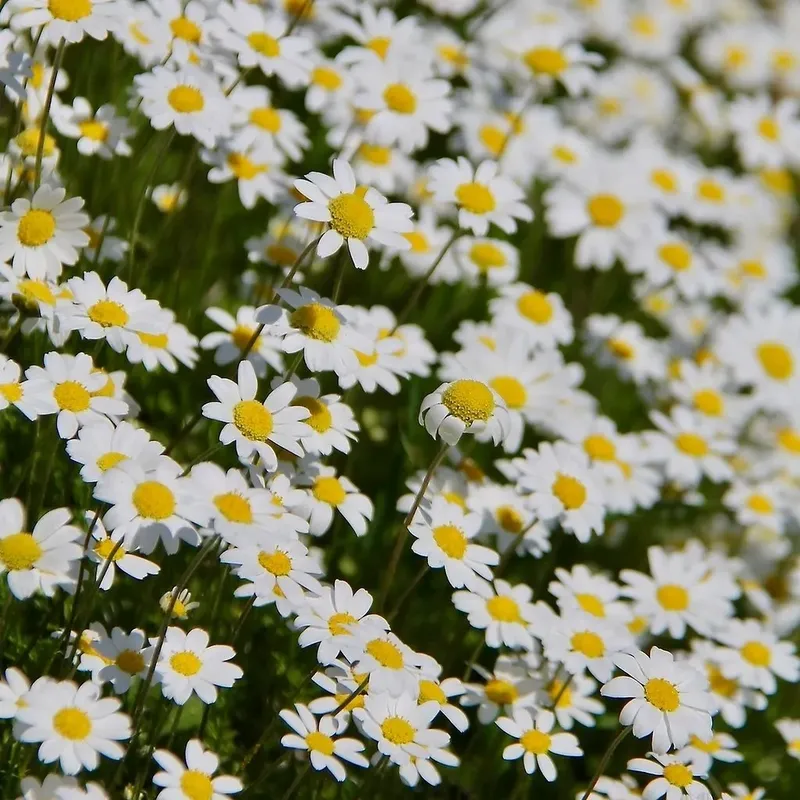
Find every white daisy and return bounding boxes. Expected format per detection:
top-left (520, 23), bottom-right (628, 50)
top-left (152, 738), bottom-right (243, 800)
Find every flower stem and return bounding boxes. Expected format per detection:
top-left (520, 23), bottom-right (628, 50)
top-left (33, 37), bottom-right (65, 192)
top-left (579, 726), bottom-right (632, 800)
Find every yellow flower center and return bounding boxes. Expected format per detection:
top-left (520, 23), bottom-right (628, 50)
top-left (740, 640), bottom-right (771, 667)
top-left (656, 584), bottom-right (689, 611)
top-left (0, 533), bottom-right (42, 570)
top-left (760, 168), bottom-right (792, 195)
top-left (18, 209), bottom-right (56, 248)
top-left (693, 389), bottom-right (723, 416)
top-left (675, 432), bottom-right (708, 457)
top-left (469, 242), bottom-right (506, 271)
top-left (490, 376), bottom-right (526, 409)
top-left (724, 45), bottom-right (749, 70)
top-left (576, 593), bottom-right (605, 617)
top-left (0, 382), bottom-right (23, 403)
top-left (327, 612), bottom-right (357, 636)
top-left (167, 85), bottom-right (205, 114)
top-left (52, 707), bottom-right (92, 740)
top-left (455, 182), bottom-right (496, 214)
top-left (778, 428), bottom-right (800, 453)
top-left (706, 665), bottom-right (736, 697)
top-left (758, 117), bottom-right (779, 141)
top-left (311, 66), bottom-right (342, 90)
top-left (571, 631), bottom-right (605, 658)
top-left (689, 734), bottom-right (720, 753)
top-left (180, 771), bottom-right (213, 800)
top-left (116, 649), bottom-right (145, 675)
top-left (438, 44), bottom-right (468, 68)
top-left (132, 481), bottom-right (176, 521)
top-left (587, 194), bottom-right (625, 227)
top-left (516, 290), bottom-right (553, 324)
top-left (403, 231), bottom-right (430, 253)
top-left (479, 125), bottom-right (506, 157)
top-left (663, 764), bottom-right (693, 788)
top-left (265, 244), bottom-right (297, 267)
top-left (170, 651), bottom-right (202, 677)
top-left (552, 473), bottom-right (587, 510)
top-left (48, 0), bottom-right (91, 22)
top-left (740, 259), bottom-right (766, 279)
top-left (214, 492), bottom-right (253, 524)
top-left (746, 493), bottom-right (773, 514)
top-left (53, 380), bottom-right (91, 412)
top-left (608, 337), bottom-right (634, 359)
top-left (258, 549), bottom-right (292, 576)
top-left (228, 153), bottom-right (266, 181)
top-left (757, 342), bottom-right (793, 380)
top-left (418, 679), bottom-right (447, 704)
top-left (442, 491), bottom-right (467, 509)
top-left (79, 120), bottom-right (108, 142)
top-left (549, 679), bottom-right (572, 708)
top-left (584, 434), bottom-right (616, 461)
top-left (328, 192), bottom-right (375, 239)
top-left (292, 397), bottom-right (332, 433)
top-left (524, 46), bottom-right (567, 75)
top-left (381, 716), bottom-right (415, 744)
top-left (651, 168), bottom-right (678, 193)
top-left (249, 107), bottom-right (282, 134)
top-left (367, 36), bottom-right (391, 58)
top-left (17, 279), bottom-right (56, 307)
top-left (644, 677), bottom-right (680, 712)
top-left (247, 31), bottom-right (280, 57)
top-left (358, 143), bottom-right (392, 165)
top-left (312, 476), bottom-right (346, 506)
top-left (16, 128), bottom-right (56, 158)
top-left (170, 15), bottom-right (201, 43)
top-left (432, 524), bottom-right (468, 559)
top-left (232, 400), bottom-right (274, 442)
top-left (383, 83), bottom-right (417, 114)
top-left (355, 350), bottom-right (378, 367)
top-left (485, 678), bottom-right (518, 705)
top-left (520, 729), bottom-right (551, 754)
top-left (441, 379), bottom-right (495, 425)
top-left (88, 300), bottom-right (129, 328)
top-left (659, 242), bottom-right (692, 271)
top-left (305, 731), bottom-right (335, 755)
top-left (697, 178), bottom-right (725, 203)
top-left (366, 638), bottom-right (404, 669)
top-left (486, 595), bottom-right (522, 622)
top-left (93, 537), bottom-right (124, 562)
top-left (496, 505), bottom-right (524, 533)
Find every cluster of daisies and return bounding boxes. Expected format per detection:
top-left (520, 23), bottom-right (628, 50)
top-left (1, 0), bottom-right (800, 798)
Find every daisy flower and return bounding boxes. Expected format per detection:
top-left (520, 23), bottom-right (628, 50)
top-left (0, 355), bottom-right (45, 420)
top-left (545, 672), bottom-right (605, 731)
top-left (0, 184), bottom-right (89, 280)
top-left (149, 627), bottom-right (243, 706)
top-left (428, 157), bottom-right (533, 236)
top-left (488, 283), bottom-right (574, 350)
top-left (0, 667), bottom-right (31, 719)
top-left (294, 158), bottom-right (413, 269)
top-left (346, 631), bottom-right (424, 697)
top-left (11, 0), bottom-right (121, 45)
top-left (202, 359), bottom-right (310, 471)
top-left (53, 97), bottom-right (133, 159)
top-left (677, 732), bottom-right (742, 773)
top-left (0, 499), bottom-right (81, 600)
top-left (408, 495), bottom-right (498, 590)
top-left (627, 753), bottom-right (712, 800)
top-left (15, 678), bottom-right (131, 775)
top-left (91, 628), bottom-right (149, 694)
top-left (280, 703), bottom-right (368, 781)
top-left (601, 646), bottom-right (713, 753)
top-left (87, 515), bottom-right (160, 590)
top-left (729, 94), bottom-right (800, 170)
top-left (416, 667), bottom-right (469, 733)
top-left (160, 588), bottom-right (199, 621)
top-left (461, 655), bottom-right (539, 725)
top-left (420, 379), bottom-right (511, 447)
top-left (452, 579), bottom-right (537, 651)
top-left (152, 739), bottom-right (243, 800)
top-left (776, 718), bottom-right (800, 760)
top-left (134, 64), bottom-right (231, 148)
top-left (294, 464), bottom-right (374, 537)
top-left (496, 708), bottom-right (582, 781)
top-left (548, 565), bottom-right (627, 622)
top-left (151, 183), bottom-right (188, 213)
top-left (24, 351), bottom-right (128, 439)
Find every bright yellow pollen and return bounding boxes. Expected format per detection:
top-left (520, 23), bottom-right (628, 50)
top-left (455, 182), bottom-right (496, 215)
top-left (214, 492), bottom-right (253, 524)
top-left (170, 15), bottom-right (201, 43)
top-left (479, 125), bottom-right (505, 157)
top-left (778, 428), bottom-right (800, 453)
top-left (48, 0), bottom-right (92, 21)
top-left (383, 83), bottom-right (417, 114)
top-left (438, 44), bottom-right (468, 68)
top-left (524, 46), bottom-right (567, 76)
top-left (584, 434), bottom-right (616, 461)
top-left (132, 481), bottom-right (176, 521)
top-left (53, 707), bottom-right (91, 740)
top-left (16, 128), bottom-right (56, 158)
top-left (659, 242), bottom-right (692, 271)
top-left (757, 342), bottom-right (793, 380)
top-left (305, 731), bottom-right (335, 755)
top-left (293, 397), bottom-right (332, 433)
top-left (486, 595), bottom-right (521, 623)
top-left (651, 168), bottom-right (678, 193)
top-left (571, 631), bottom-right (605, 658)
top-left (116, 649), bottom-right (145, 675)
top-left (138, 331), bottom-right (169, 348)
top-left (129, 21), bottom-right (150, 45)
top-left (250, 107), bottom-right (282, 134)
top-left (663, 764), bottom-right (693, 788)
top-left (232, 400), bottom-right (274, 441)
top-left (167, 85), bottom-right (204, 114)
top-left (746, 493), bottom-right (773, 514)
top-left (689, 734), bottom-right (721, 753)
top-left (229, 325), bottom-right (257, 352)
top-left (79, 120), bottom-right (108, 142)
top-left (644, 677), bottom-right (680, 712)
top-left (725, 45), bottom-right (749, 69)
top-left (693, 389), bottom-right (723, 416)
top-left (675, 432), bottom-right (708, 457)
top-left (311, 66), bottom-right (342, 90)
top-left (18, 279), bottom-right (56, 307)
top-left (442, 491), bottom-right (467, 509)
top-left (358, 143), bottom-right (392, 165)
top-left (228, 153), bottom-right (266, 181)
top-left (496, 505), bottom-right (524, 534)
top-left (327, 612), bottom-right (356, 636)
top-left (432, 524), bottom-right (468, 559)
top-left (490, 376), bottom-right (526, 409)
top-left (608, 337), bottom-right (634, 359)
top-left (470, 242), bottom-right (506, 272)
top-left (549, 679), bottom-right (572, 708)
top-left (258, 550), bottom-right (292, 576)
top-left (552, 144), bottom-right (576, 163)
top-left (441, 379), bottom-right (495, 425)
top-left (741, 641), bottom-right (771, 667)
top-left (707, 665), bottom-right (737, 697)
top-left (657, 584), bottom-right (689, 611)
top-left (88, 300), bottom-right (129, 328)
top-left (552, 473), bottom-right (587, 510)
top-left (516, 290), bottom-right (553, 324)
top-left (366, 639), bottom-right (404, 669)
top-left (0, 533), bottom-right (42, 570)
top-left (180, 771), bottom-right (213, 800)
top-left (18, 209), bottom-right (56, 248)
top-left (520, 729), bottom-right (551, 754)
top-left (587, 194), bottom-right (625, 227)
top-left (485, 678), bottom-right (518, 705)
top-left (697, 179), bottom-right (725, 203)
top-left (576, 593), bottom-right (605, 617)
top-left (312, 476), bottom-right (346, 506)
top-left (403, 231), bottom-right (430, 253)
top-left (418, 679), bottom-right (447, 705)
top-left (247, 31), bottom-right (280, 57)
top-left (53, 381), bottom-right (91, 412)
top-left (327, 192), bottom-right (374, 239)
top-left (740, 259), bottom-right (766, 279)
top-left (631, 14), bottom-right (657, 35)
top-left (93, 537), bottom-right (124, 562)
top-left (381, 716), bottom-right (415, 744)
top-left (758, 117), bottom-right (780, 141)
top-left (760, 168), bottom-right (792, 195)
top-left (355, 350), bottom-right (378, 367)
top-left (0, 383), bottom-right (23, 403)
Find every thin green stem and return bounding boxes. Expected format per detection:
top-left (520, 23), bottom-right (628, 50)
top-left (33, 38), bottom-right (65, 191)
top-left (280, 763), bottom-right (310, 800)
top-left (578, 726), bottom-right (632, 800)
